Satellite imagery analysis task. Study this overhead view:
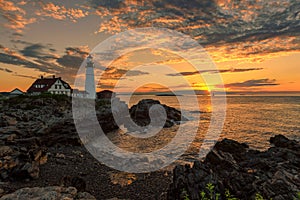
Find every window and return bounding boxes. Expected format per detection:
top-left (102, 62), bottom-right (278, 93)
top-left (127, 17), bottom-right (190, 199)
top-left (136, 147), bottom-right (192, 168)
top-left (59, 85), bottom-right (61, 89)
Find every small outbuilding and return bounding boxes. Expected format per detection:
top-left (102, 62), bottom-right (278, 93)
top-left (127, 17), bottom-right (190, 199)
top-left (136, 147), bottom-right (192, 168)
top-left (9, 88), bottom-right (24, 96)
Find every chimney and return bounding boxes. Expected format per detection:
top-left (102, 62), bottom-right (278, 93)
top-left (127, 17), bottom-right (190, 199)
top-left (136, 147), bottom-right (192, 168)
top-left (52, 75), bottom-right (55, 79)
top-left (41, 75), bottom-right (44, 79)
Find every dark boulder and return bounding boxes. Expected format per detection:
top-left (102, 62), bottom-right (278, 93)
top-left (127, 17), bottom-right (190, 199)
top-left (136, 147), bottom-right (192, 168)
top-left (270, 134), bottom-right (300, 150)
top-left (129, 99), bottom-right (188, 128)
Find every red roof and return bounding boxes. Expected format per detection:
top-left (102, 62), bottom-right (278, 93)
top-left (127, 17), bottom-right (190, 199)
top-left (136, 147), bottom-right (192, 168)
top-left (27, 77), bottom-right (71, 93)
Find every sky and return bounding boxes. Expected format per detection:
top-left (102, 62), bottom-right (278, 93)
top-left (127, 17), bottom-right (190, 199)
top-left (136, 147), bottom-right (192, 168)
top-left (0, 0), bottom-right (299, 93)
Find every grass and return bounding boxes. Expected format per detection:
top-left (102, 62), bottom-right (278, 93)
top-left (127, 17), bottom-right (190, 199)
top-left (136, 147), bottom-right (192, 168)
top-left (180, 183), bottom-right (300, 200)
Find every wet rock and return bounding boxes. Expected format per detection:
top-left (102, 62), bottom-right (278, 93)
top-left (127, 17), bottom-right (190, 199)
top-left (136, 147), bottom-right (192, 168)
top-left (129, 99), bottom-right (188, 128)
top-left (168, 135), bottom-right (300, 200)
top-left (0, 186), bottom-right (96, 200)
top-left (270, 134), bottom-right (300, 150)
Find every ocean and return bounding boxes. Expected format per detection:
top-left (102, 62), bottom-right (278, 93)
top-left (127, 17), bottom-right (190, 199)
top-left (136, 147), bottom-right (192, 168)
top-left (107, 95), bottom-right (300, 167)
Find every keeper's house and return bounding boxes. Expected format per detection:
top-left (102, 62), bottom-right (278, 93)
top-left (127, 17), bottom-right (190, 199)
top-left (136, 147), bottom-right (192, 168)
top-left (27, 75), bottom-right (72, 96)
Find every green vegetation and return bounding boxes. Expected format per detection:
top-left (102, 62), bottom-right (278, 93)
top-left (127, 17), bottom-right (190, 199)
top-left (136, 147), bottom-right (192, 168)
top-left (294, 192), bottom-right (300, 200)
top-left (3, 93), bottom-right (71, 109)
top-left (181, 183), bottom-right (299, 200)
top-left (180, 188), bottom-right (190, 200)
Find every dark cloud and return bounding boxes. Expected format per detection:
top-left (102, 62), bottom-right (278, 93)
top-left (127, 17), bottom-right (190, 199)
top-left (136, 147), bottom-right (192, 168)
top-left (101, 67), bottom-right (149, 81)
top-left (20, 44), bottom-right (57, 59)
top-left (91, 0), bottom-right (125, 9)
top-left (21, 44), bottom-right (45, 56)
top-left (166, 68), bottom-right (263, 76)
top-left (10, 39), bottom-right (33, 45)
top-left (13, 74), bottom-right (36, 79)
top-left (56, 55), bottom-right (84, 68)
top-left (97, 83), bottom-right (115, 89)
top-left (56, 46), bottom-right (90, 70)
top-left (97, 83), bottom-right (129, 89)
top-left (0, 53), bottom-right (51, 73)
top-left (224, 79), bottom-right (279, 88)
top-left (12, 33), bottom-right (23, 37)
top-left (0, 67), bottom-right (13, 73)
top-left (0, 44), bottom-right (88, 84)
top-left (158, 0), bottom-right (216, 10)
top-left (114, 68), bottom-right (149, 76)
top-left (65, 47), bottom-right (89, 56)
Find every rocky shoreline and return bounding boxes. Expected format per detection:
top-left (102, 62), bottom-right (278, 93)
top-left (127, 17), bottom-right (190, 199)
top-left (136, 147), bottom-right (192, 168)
top-left (168, 135), bottom-right (300, 200)
top-left (0, 95), bottom-right (299, 199)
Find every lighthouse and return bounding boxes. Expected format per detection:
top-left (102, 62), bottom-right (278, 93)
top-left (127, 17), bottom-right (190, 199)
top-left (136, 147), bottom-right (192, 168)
top-left (85, 54), bottom-right (96, 99)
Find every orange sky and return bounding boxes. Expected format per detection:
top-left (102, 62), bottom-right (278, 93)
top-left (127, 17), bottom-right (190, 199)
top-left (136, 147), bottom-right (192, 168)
top-left (0, 0), bottom-right (299, 93)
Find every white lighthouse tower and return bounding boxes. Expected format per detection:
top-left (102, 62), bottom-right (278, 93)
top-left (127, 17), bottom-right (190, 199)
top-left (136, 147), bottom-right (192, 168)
top-left (85, 54), bottom-right (96, 99)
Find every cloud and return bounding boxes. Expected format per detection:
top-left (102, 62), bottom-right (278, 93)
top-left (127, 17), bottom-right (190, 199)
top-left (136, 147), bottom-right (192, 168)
top-left (0, 44), bottom-right (92, 86)
top-left (0, 1), bottom-right (88, 32)
top-left (0, 0), bottom-right (36, 32)
top-left (1, 12), bottom-right (36, 32)
top-left (10, 39), bottom-right (32, 45)
top-left (166, 68), bottom-right (263, 76)
top-left (35, 2), bottom-right (89, 22)
top-left (110, 68), bottom-right (149, 77)
top-left (91, 0), bottom-right (300, 60)
top-left (0, 65), bottom-right (36, 79)
top-left (97, 67), bottom-right (150, 90)
top-left (0, 44), bottom-right (83, 76)
top-left (0, 67), bottom-right (13, 73)
top-left (99, 67), bottom-right (149, 84)
top-left (65, 47), bottom-right (89, 56)
top-left (20, 44), bottom-right (58, 59)
top-left (56, 46), bottom-right (90, 69)
top-left (56, 55), bottom-right (84, 69)
top-left (13, 73), bottom-right (36, 79)
top-left (91, 0), bottom-right (125, 9)
top-left (0, 52), bottom-right (58, 73)
top-left (224, 79), bottom-right (279, 89)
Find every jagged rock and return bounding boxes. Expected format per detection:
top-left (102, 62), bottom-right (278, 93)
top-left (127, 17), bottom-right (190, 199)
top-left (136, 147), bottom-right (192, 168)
top-left (270, 134), bottom-right (300, 150)
top-left (169, 162), bottom-right (222, 200)
top-left (129, 99), bottom-right (188, 128)
top-left (0, 144), bottom-right (47, 181)
top-left (168, 135), bottom-right (300, 200)
top-left (0, 186), bottom-right (96, 200)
